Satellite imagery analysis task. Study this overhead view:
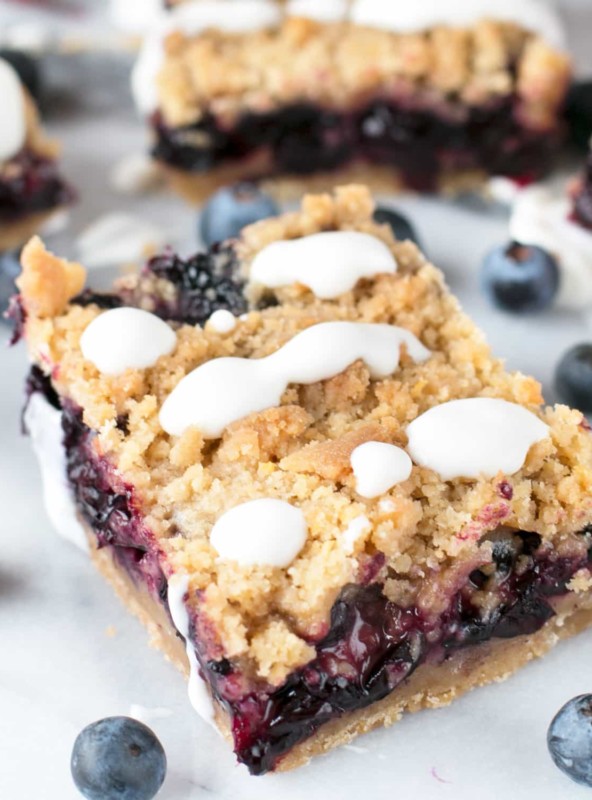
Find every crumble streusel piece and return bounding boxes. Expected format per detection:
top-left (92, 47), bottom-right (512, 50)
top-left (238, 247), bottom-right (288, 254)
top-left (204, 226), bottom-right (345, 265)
top-left (0, 57), bottom-right (73, 252)
top-left (16, 185), bottom-right (592, 774)
top-left (132, 1), bottom-right (571, 202)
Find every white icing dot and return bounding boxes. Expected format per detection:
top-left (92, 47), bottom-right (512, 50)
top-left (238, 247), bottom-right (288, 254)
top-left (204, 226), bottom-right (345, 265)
top-left (167, 575), bottom-right (216, 727)
top-left (25, 393), bottom-right (89, 553)
top-left (341, 515), bottom-right (371, 554)
top-left (0, 57), bottom-right (26, 161)
top-left (351, 441), bottom-right (412, 498)
top-left (206, 309), bottom-right (237, 334)
top-left (250, 232), bottom-right (397, 299)
top-left (379, 498), bottom-right (396, 513)
top-left (159, 321), bottom-right (430, 438)
top-left (81, 307), bottom-right (177, 376)
top-left (210, 499), bottom-right (307, 568)
top-left (510, 186), bottom-right (592, 310)
top-left (350, 0), bottom-right (566, 48)
top-left (76, 213), bottom-right (167, 269)
top-left (287, 0), bottom-right (348, 22)
top-left (132, 1), bottom-right (282, 114)
top-left (406, 398), bottom-right (549, 480)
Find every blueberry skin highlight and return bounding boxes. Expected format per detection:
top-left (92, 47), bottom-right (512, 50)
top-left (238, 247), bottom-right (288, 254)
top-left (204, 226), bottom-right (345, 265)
top-left (556, 344), bottom-right (592, 414)
top-left (71, 716), bottom-right (167, 800)
top-left (481, 241), bottom-right (560, 313)
top-left (373, 206), bottom-right (420, 247)
top-left (200, 183), bottom-right (279, 247)
top-left (548, 695), bottom-right (592, 788)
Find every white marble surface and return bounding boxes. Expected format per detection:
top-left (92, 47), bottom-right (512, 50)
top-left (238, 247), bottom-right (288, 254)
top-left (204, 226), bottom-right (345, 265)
top-left (2, 1), bottom-right (592, 798)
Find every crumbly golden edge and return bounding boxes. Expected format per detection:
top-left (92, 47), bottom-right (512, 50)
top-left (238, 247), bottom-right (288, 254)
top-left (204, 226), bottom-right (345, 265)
top-left (89, 525), bottom-right (592, 774)
top-left (17, 185), bottom-right (592, 685)
top-left (156, 18), bottom-right (570, 130)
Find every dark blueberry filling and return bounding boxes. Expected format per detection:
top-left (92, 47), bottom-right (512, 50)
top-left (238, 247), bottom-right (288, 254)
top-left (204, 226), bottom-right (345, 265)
top-left (0, 149), bottom-right (74, 223)
top-left (217, 529), bottom-right (591, 774)
top-left (152, 96), bottom-right (559, 191)
top-left (146, 244), bottom-right (248, 325)
top-left (571, 151), bottom-right (592, 230)
top-left (61, 404), bottom-right (167, 600)
top-left (27, 376), bottom-right (592, 775)
top-left (73, 290), bottom-right (123, 310)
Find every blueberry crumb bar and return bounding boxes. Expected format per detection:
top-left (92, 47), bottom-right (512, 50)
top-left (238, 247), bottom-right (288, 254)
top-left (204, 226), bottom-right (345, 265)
top-left (16, 185), bottom-right (592, 775)
top-left (133, 0), bottom-right (571, 203)
top-left (0, 57), bottom-right (73, 252)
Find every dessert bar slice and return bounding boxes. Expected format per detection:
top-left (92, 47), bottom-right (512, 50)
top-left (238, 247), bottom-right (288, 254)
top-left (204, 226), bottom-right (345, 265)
top-left (0, 56), bottom-right (73, 252)
top-left (16, 185), bottom-right (592, 775)
top-left (133, 0), bottom-right (571, 203)
top-left (509, 142), bottom-right (592, 309)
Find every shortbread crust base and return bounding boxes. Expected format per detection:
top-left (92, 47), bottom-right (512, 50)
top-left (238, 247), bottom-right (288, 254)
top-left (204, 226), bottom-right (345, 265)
top-left (0, 209), bottom-right (64, 253)
top-left (161, 160), bottom-right (487, 206)
top-left (87, 525), bottom-right (592, 774)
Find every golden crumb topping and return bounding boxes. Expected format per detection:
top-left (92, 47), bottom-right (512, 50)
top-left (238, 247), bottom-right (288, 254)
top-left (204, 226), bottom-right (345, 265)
top-left (156, 18), bottom-right (570, 130)
top-left (18, 185), bottom-right (592, 684)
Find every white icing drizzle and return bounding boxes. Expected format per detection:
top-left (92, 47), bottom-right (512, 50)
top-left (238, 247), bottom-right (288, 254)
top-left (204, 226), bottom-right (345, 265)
top-left (249, 232), bottom-right (397, 299)
top-left (25, 394), bottom-right (89, 553)
top-left (132, 1), bottom-right (282, 114)
top-left (167, 574), bottom-right (216, 727)
top-left (350, 441), bottom-right (412, 498)
top-left (0, 57), bottom-right (26, 162)
top-left (109, 0), bottom-right (166, 35)
top-left (80, 307), bottom-right (177, 376)
top-left (159, 321), bottom-right (431, 438)
top-left (341, 515), bottom-right (371, 554)
top-left (210, 499), bottom-right (307, 567)
top-left (510, 186), bottom-right (592, 310)
top-left (287, 0), bottom-right (349, 22)
top-left (76, 213), bottom-right (167, 269)
top-left (406, 398), bottom-right (549, 480)
top-left (206, 309), bottom-right (237, 334)
top-left (350, 0), bottom-right (566, 48)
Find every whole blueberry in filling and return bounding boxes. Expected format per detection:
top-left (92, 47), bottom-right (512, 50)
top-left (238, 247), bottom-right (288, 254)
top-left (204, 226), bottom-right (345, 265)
top-left (147, 244), bottom-right (248, 326)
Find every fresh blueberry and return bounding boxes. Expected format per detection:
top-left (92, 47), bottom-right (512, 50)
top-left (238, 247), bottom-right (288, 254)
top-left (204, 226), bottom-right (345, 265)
top-left (555, 344), bottom-right (592, 413)
top-left (481, 241), bottom-right (559, 313)
top-left (548, 694), bottom-right (592, 787)
top-left (0, 49), bottom-right (42, 105)
top-left (71, 716), bottom-right (166, 800)
top-left (0, 249), bottom-right (21, 318)
top-left (199, 183), bottom-right (279, 247)
top-left (566, 81), bottom-right (592, 150)
top-left (373, 206), bottom-right (420, 246)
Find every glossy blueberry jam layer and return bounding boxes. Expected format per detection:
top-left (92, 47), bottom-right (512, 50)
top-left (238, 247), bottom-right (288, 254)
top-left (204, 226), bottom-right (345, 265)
top-left (216, 531), bottom-right (592, 774)
top-left (152, 97), bottom-right (559, 191)
top-left (60, 399), bottom-right (168, 602)
top-left (0, 149), bottom-right (74, 223)
top-left (26, 371), bottom-right (592, 775)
